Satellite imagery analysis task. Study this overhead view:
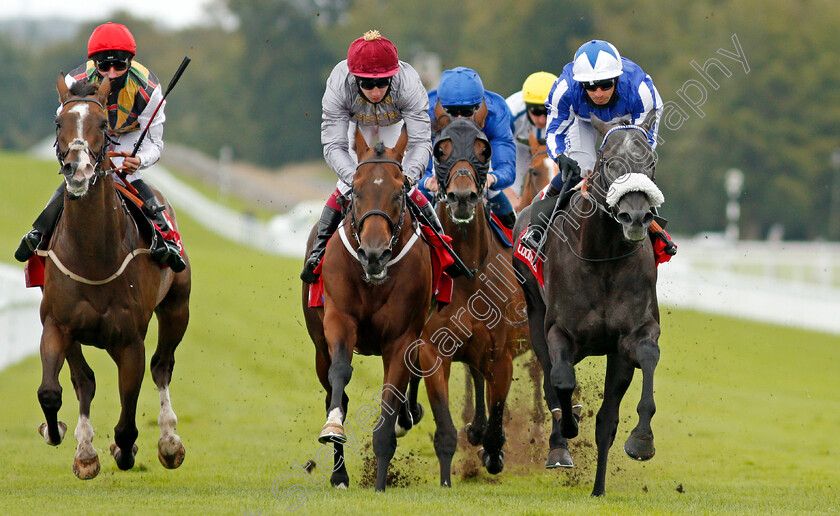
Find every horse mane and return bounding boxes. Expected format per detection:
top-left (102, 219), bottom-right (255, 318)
top-left (373, 142), bottom-right (386, 156)
top-left (69, 79), bottom-right (100, 97)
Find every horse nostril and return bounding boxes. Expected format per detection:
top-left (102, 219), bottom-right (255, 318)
top-left (617, 212), bottom-right (632, 225)
top-left (643, 212), bottom-right (654, 225)
top-left (446, 192), bottom-right (457, 205)
top-left (356, 248), bottom-right (367, 263)
top-left (380, 250), bottom-right (392, 264)
top-left (468, 192), bottom-right (478, 205)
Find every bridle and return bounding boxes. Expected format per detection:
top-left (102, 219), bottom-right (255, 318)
top-left (349, 157), bottom-right (409, 253)
top-left (54, 96), bottom-right (113, 185)
top-left (433, 118), bottom-right (491, 199)
top-left (557, 124), bottom-right (654, 263)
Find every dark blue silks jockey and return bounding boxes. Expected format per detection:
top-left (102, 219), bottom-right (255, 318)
top-left (418, 67), bottom-right (518, 230)
top-left (522, 39), bottom-right (668, 250)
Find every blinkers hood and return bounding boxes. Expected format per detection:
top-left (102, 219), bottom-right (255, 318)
top-left (433, 117), bottom-right (491, 191)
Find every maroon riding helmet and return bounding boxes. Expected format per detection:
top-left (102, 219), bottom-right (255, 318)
top-left (347, 30), bottom-right (399, 78)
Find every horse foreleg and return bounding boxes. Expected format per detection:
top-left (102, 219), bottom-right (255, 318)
top-left (66, 343), bottom-right (99, 479)
top-left (37, 321), bottom-right (70, 446)
top-left (419, 345), bottom-right (456, 487)
top-left (372, 347), bottom-right (412, 492)
top-left (396, 370), bottom-right (423, 438)
top-left (151, 290), bottom-right (190, 469)
top-left (109, 339), bottom-right (145, 471)
top-left (465, 365), bottom-right (486, 446)
top-left (546, 326), bottom-right (578, 439)
top-left (319, 320), bottom-right (355, 444)
top-left (316, 350), bottom-right (350, 488)
top-left (479, 354), bottom-right (513, 475)
top-left (592, 353), bottom-right (635, 497)
top-left (624, 337), bottom-right (660, 462)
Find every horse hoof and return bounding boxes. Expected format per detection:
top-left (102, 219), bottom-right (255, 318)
top-left (38, 421), bottom-right (67, 446)
top-left (110, 443), bottom-right (139, 470)
top-left (158, 439), bottom-right (186, 469)
top-left (477, 447), bottom-right (505, 475)
top-left (318, 422), bottom-right (346, 444)
top-left (624, 434), bottom-right (655, 461)
top-left (465, 422), bottom-right (483, 446)
top-left (413, 403), bottom-right (425, 425)
top-left (330, 471), bottom-right (349, 489)
top-left (545, 446), bottom-right (574, 469)
top-left (73, 455), bottom-right (101, 480)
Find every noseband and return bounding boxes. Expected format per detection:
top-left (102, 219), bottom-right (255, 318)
top-left (54, 97), bottom-right (113, 183)
top-left (350, 157), bottom-right (408, 252)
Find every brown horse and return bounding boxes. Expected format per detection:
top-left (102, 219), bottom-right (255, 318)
top-left (513, 112), bottom-right (662, 496)
top-left (515, 131), bottom-right (558, 212)
top-left (301, 129), bottom-right (434, 491)
top-left (404, 116), bottom-right (528, 483)
top-left (35, 76), bottom-right (191, 479)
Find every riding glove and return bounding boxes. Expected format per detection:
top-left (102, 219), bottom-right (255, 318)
top-left (555, 154), bottom-right (581, 182)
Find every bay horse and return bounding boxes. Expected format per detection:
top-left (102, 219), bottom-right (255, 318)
top-left (405, 115), bottom-right (528, 483)
top-left (513, 111), bottom-right (663, 496)
top-left (301, 128), bottom-right (434, 491)
top-left (515, 131), bottom-right (557, 212)
top-left (36, 76), bottom-right (191, 479)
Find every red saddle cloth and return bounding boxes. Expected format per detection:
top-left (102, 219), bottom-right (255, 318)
top-left (512, 226), bottom-right (676, 289)
top-left (307, 225), bottom-right (454, 309)
top-left (513, 227), bottom-right (545, 288)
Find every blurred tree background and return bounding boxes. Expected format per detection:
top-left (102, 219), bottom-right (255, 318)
top-left (1, 0), bottom-right (838, 239)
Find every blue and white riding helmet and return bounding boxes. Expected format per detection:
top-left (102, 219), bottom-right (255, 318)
top-left (572, 40), bottom-right (623, 84)
top-left (438, 67), bottom-right (484, 106)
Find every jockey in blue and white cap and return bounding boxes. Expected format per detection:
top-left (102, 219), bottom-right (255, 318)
top-left (419, 66), bottom-right (518, 230)
top-left (522, 39), bottom-right (665, 250)
top-left (544, 39), bottom-right (662, 195)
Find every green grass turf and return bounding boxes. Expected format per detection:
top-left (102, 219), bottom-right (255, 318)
top-left (1, 151), bottom-right (838, 514)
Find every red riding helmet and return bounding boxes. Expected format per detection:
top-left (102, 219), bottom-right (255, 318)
top-left (347, 30), bottom-right (399, 78)
top-left (88, 23), bottom-right (136, 58)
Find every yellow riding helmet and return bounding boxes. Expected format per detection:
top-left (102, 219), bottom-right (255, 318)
top-left (522, 71), bottom-right (559, 104)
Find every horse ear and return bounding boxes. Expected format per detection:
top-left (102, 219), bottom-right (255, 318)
top-left (393, 126), bottom-right (408, 161)
top-left (640, 109), bottom-right (658, 133)
top-left (528, 130), bottom-right (541, 155)
top-left (590, 114), bottom-right (609, 137)
top-left (434, 99), bottom-right (450, 132)
top-left (472, 99), bottom-right (488, 129)
top-left (95, 77), bottom-right (111, 104)
top-left (57, 73), bottom-right (71, 103)
top-left (354, 126), bottom-right (369, 161)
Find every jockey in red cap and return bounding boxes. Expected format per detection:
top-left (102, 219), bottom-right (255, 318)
top-left (15, 22), bottom-right (186, 272)
top-left (301, 30), bottom-right (445, 283)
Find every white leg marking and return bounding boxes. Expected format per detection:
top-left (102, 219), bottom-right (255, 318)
top-left (326, 407), bottom-right (343, 426)
top-left (158, 386), bottom-right (182, 454)
top-left (74, 415), bottom-right (96, 460)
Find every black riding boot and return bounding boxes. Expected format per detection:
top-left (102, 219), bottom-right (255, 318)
top-left (301, 204), bottom-right (343, 284)
top-left (521, 183), bottom-right (562, 250)
top-left (496, 211), bottom-right (517, 231)
top-left (14, 184), bottom-right (65, 262)
top-left (132, 179), bottom-right (187, 272)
